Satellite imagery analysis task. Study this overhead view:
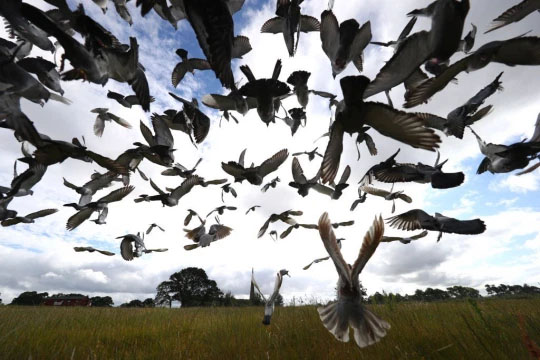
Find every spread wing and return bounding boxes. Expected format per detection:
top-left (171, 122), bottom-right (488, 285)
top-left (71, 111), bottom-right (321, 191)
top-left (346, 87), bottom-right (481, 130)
top-left (251, 269), bottom-right (267, 302)
top-left (258, 149), bottom-right (289, 178)
top-left (485, 0), bottom-right (540, 33)
top-left (26, 208), bottom-right (58, 219)
top-left (321, 120), bottom-right (344, 184)
top-left (386, 209), bottom-right (431, 231)
top-left (66, 208), bottom-right (95, 231)
top-left (320, 10), bottom-right (340, 61)
top-left (360, 185), bottom-right (390, 198)
top-left (170, 176), bottom-right (201, 201)
top-left (404, 57), bottom-right (469, 108)
top-left (364, 31), bottom-right (432, 98)
top-left (318, 212), bottom-right (351, 286)
top-left (351, 215), bottom-right (384, 279)
top-left (363, 102), bottom-right (440, 151)
top-left (291, 157), bottom-right (307, 183)
top-left (97, 186), bottom-right (134, 204)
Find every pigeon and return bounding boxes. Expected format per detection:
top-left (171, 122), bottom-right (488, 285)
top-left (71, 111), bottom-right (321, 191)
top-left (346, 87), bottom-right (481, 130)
top-left (360, 149), bottom-right (465, 190)
top-left (485, 0), bottom-right (540, 34)
top-left (269, 230), bottom-right (279, 241)
top-left (73, 246), bottom-right (115, 256)
top-left (292, 147), bottom-right (323, 161)
top-left (261, 0), bottom-right (320, 56)
top-left (118, 233), bottom-right (145, 261)
top-left (184, 209), bottom-right (203, 226)
top-left (202, 89), bottom-right (258, 118)
top-left (107, 90), bottom-right (153, 108)
top-left (350, 187), bottom-right (368, 211)
top-left (239, 59), bottom-right (291, 125)
top-left (287, 71), bottom-right (311, 107)
top-left (184, 216), bottom-right (233, 250)
top-left (172, 40), bottom-right (251, 86)
top-left (65, 186), bottom-right (134, 230)
top-left (168, 93), bottom-right (211, 144)
top-left (182, 0), bottom-right (246, 89)
top-left (359, 185), bottom-right (412, 213)
top-left (258, 210), bottom-right (303, 238)
top-left (16, 57), bottom-right (64, 95)
top-left (470, 117), bottom-right (540, 175)
top-left (364, 0), bottom-right (470, 98)
top-left (303, 237), bottom-right (345, 270)
top-left (320, 9), bottom-right (371, 78)
top-left (277, 107), bottom-right (306, 136)
top-left (112, 0), bottom-right (133, 25)
top-left (221, 183), bottom-right (237, 202)
top-left (222, 148), bottom-right (289, 185)
top-left (134, 176), bottom-right (200, 207)
top-left (171, 48), bottom-right (212, 87)
top-left (288, 157), bottom-right (323, 197)
top-left (0, 0), bottom-right (56, 52)
top-left (251, 269), bottom-right (290, 325)
top-left (146, 223), bottom-right (165, 234)
top-left (246, 205), bottom-right (261, 215)
top-left (459, 24), bottom-right (477, 53)
top-left (91, 108), bottom-right (132, 137)
top-left (1, 208), bottom-right (58, 227)
top-left (404, 36), bottom-right (540, 107)
top-left (387, 209), bottom-right (486, 242)
top-left (91, 0), bottom-right (108, 14)
top-left (321, 76), bottom-right (440, 184)
top-left (415, 72), bottom-right (503, 139)
top-left (316, 165), bottom-right (351, 200)
top-left (280, 223), bottom-right (319, 239)
top-left (381, 230), bottom-right (429, 244)
top-left (262, 177), bottom-right (281, 193)
top-left (161, 158), bottom-right (203, 178)
top-left (3, 156), bottom-right (47, 197)
top-left (317, 212), bottom-right (390, 348)
top-left (137, 117), bottom-right (176, 166)
top-left (33, 137), bottom-right (128, 175)
top-left (207, 205), bottom-right (237, 218)
top-left (370, 16), bottom-right (417, 49)
top-left (63, 171), bottom-right (118, 206)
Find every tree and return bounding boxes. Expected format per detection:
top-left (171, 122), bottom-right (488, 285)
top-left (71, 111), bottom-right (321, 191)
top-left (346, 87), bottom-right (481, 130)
top-left (0, 293), bottom-right (3, 305)
top-left (155, 281), bottom-right (174, 308)
top-left (121, 299), bottom-right (144, 308)
top-left (155, 267), bottom-right (223, 307)
top-left (447, 286), bottom-right (481, 299)
top-left (10, 291), bottom-right (49, 306)
top-left (143, 298), bottom-right (155, 307)
top-left (90, 296), bottom-right (114, 307)
top-left (275, 293), bottom-right (284, 307)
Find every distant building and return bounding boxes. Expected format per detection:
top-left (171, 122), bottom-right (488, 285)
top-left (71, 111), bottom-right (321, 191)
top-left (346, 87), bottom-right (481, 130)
top-left (42, 295), bottom-right (91, 307)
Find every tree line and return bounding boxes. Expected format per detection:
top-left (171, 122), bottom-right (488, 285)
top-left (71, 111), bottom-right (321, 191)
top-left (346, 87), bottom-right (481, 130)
top-left (2, 268), bottom-right (539, 306)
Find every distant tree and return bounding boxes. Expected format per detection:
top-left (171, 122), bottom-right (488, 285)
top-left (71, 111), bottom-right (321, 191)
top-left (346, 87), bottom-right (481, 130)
top-left (121, 299), bottom-right (144, 308)
top-left (250, 291), bottom-right (265, 306)
top-left (90, 296), bottom-right (114, 307)
top-left (447, 286), bottom-right (481, 299)
top-left (156, 267), bottom-right (223, 307)
top-left (10, 291), bottom-right (49, 306)
top-left (155, 281), bottom-right (174, 308)
top-left (143, 298), bottom-right (155, 307)
top-left (0, 293), bottom-right (3, 305)
top-left (50, 293), bottom-right (86, 298)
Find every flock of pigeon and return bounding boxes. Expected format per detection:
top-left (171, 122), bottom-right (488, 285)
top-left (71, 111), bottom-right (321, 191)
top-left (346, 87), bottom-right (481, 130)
top-left (1, 0), bottom-right (539, 349)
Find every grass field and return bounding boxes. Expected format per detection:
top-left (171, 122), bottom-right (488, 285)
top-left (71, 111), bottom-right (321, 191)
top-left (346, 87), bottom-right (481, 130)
top-left (1, 299), bottom-right (539, 359)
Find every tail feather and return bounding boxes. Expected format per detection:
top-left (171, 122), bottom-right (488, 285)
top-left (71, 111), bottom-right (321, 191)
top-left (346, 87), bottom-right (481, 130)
top-left (318, 301), bottom-right (390, 348)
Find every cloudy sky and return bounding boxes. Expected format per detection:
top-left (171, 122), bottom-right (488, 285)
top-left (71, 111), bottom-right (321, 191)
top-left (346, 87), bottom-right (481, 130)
top-left (0, 0), bottom-right (539, 305)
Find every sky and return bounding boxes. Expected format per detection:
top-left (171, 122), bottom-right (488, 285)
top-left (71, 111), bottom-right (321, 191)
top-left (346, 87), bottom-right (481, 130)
top-left (0, 0), bottom-right (539, 305)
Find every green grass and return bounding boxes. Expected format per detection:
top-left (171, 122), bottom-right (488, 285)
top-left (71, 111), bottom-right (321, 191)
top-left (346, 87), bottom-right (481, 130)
top-left (1, 299), bottom-right (539, 359)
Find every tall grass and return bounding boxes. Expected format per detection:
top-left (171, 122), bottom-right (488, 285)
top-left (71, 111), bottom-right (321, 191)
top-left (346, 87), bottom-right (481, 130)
top-left (1, 299), bottom-right (539, 359)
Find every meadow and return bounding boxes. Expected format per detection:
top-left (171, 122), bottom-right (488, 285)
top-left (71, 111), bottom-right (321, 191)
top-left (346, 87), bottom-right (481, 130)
top-left (1, 299), bottom-right (539, 359)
